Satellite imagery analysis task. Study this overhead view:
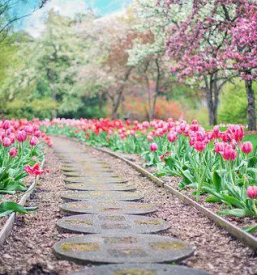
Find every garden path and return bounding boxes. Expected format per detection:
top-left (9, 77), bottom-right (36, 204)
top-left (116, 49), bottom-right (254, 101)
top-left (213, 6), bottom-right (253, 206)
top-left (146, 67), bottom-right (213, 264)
top-left (51, 136), bottom-right (208, 275)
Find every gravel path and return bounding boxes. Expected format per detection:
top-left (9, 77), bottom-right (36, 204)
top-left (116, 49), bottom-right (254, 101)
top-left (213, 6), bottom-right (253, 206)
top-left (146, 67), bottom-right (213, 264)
top-left (0, 137), bottom-right (257, 274)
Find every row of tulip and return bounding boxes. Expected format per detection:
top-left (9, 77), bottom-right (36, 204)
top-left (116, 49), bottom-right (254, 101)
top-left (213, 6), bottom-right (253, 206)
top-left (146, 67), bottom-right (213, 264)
top-left (43, 118), bottom-right (257, 230)
top-left (0, 119), bottom-right (51, 219)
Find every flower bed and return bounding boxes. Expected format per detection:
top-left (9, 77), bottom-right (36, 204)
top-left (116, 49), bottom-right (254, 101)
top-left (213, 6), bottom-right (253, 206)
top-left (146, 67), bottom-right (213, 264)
top-left (43, 118), bottom-right (257, 235)
top-left (0, 119), bottom-right (51, 223)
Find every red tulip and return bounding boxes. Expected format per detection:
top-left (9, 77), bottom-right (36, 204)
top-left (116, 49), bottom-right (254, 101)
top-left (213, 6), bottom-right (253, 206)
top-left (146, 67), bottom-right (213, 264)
top-left (24, 163), bottom-right (49, 176)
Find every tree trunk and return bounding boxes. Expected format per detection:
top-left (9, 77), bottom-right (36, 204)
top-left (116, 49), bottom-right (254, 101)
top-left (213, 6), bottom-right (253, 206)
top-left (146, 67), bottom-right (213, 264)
top-left (152, 59), bottom-right (161, 120)
top-left (110, 68), bottom-right (132, 120)
top-left (111, 91), bottom-right (123, 120)
top-left (245, 80), bottom-right (256, 131)
top-left (205, 75), bottom-right (219, 126)
top-left (213, 74), bottom-right (219, 125)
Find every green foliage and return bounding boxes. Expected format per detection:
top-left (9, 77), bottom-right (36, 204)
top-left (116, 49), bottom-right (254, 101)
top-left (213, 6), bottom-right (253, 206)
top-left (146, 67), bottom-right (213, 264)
top-left (0, 11), bottom-right (108, 119)
top-left (218, 80), bottom-right (257, 124)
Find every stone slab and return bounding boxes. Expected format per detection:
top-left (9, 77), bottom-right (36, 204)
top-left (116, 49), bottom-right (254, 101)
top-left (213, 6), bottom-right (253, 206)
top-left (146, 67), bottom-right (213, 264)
top-left (61, 201), bottom-right (157, 215)
top-left (64, 172), bottom-right (119, 178)
top-left (64, 178), bottom-right (128, 184)
top-left (70, 264), bottom-right (209, 275)
top-left (65, 183), bottom-right (136, 192)
top-left (56, 214), bottom-right (169, 234)
top-left (61, 191), bottom-right (143, 202)
top-left (53, 234), bottom-right (194, 264)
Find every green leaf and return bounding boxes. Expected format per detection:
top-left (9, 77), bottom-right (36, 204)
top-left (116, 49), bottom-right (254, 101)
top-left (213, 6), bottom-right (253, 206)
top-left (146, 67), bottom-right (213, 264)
top-left (242, 225), bottom-right (257, 233)
top-left (248, 157), bottom-right (257, 168)
top-left (0, 190), bottom-right (16, 194)
top-left (0, 202), bottom-right (27, 214)
top-left (212, 170), bottom-right (222, 192)
top-left (221, 195), bottom-right (245, 208)
top-left (205, 195), bottom-right (222, 203)
top-left (0, 210), bottom-right (13, 218)
top-left (219, 208), bottom-right (248, 217)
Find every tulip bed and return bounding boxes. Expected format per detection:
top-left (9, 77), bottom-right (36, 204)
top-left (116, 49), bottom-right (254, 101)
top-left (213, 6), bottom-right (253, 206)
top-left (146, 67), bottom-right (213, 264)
top-left (43, 118), bottom-right (257, 232)
top-left (0, 119), bottom-right (51, 219)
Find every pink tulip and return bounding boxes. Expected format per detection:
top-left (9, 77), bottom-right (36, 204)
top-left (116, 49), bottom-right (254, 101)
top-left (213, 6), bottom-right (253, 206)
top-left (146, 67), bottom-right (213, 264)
top-left (190, 123), bottom-right (199, 132)
top-left (194, 141), bottom-right (206, 151)
top-left (17, 130), bottom-right (27, 142)
top-left (9, 147), bottom-right (18, 158)
top-left (30, 136), bottom-right (38, 146)
top-left (241, 142), bottom-right (253, 154)
top-left (247, 186), bottom-right (257, 199)
top-left (142, 121), bottom-right (150, 129)
top-left (214, 142), bottom-right (225, 154)
top-left (222, 145), bottom-right (237, 161)
top-left (2, 120), bottom-right (10, 130)
top-left (147, 135), bottom-right (153, 142)
top-left (34, 130), bottom-right (41, 138)
top-left (3, 137), bottom-right (11, 147)
top-left (234, 125), bottom-right (244, 142)
top-left (150, 143), bottom-right (158, 151)
top-left (24, 125), bottom-right (34, 135)
top-left (167, 131), bottom-right (177, 143)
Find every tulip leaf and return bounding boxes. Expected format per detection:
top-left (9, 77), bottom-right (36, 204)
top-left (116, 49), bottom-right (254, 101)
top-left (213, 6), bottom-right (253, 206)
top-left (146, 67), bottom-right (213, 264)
top-left (205, 195), bottom-right (222, 203)
top-left (218, 209), bottom-right (249, 217)
top-left (212, 170), bottom-right (222, 192)
top-left (242, 225), bottom-right (257, 233)
top-left (0, 202), bottom-right (27, 214)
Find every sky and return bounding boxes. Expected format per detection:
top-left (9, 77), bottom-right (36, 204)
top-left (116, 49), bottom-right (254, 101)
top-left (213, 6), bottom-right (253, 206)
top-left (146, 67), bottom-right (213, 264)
top-left (15, 0), bottom-right (130, 37)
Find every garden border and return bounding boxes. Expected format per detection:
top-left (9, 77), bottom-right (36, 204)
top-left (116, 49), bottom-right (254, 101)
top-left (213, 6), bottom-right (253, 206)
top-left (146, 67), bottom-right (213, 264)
top-left (94, 147), bottom-right (257, 252)
top-left (0, 158), bottom-right (45, 246)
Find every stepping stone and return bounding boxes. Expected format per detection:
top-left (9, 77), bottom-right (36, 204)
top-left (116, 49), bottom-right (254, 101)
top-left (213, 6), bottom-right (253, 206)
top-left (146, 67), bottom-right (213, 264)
top-left (62, 167), bottom-right (112, 173)
top-left (64, 177), bottom-right (128, 184)
top-left (53, 233), bottom-right (194, 264)
top-left (62, 168), bottom-right (112, 176)
top-left (61, 191), bottom-right (143, 202)
top-left (64, 172), bottom-right (118, 178)
top-left (62, 164), bottom-right (111, 169)
top-left (61, 201), bottom-right (157, 215)
top-left (65, 183), bottom-right (136, 192)
top-left (56, 214), bottom-right (169, 234)
top-left (70, 264), bottom-right (209, 275)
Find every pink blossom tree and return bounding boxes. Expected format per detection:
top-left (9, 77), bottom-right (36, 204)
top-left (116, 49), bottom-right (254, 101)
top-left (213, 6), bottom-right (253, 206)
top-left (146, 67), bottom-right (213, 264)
top-left (158, 0), bottom-right (257, 128)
